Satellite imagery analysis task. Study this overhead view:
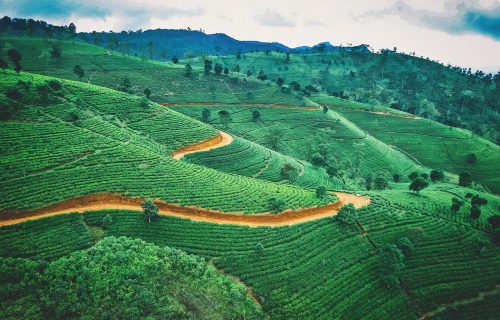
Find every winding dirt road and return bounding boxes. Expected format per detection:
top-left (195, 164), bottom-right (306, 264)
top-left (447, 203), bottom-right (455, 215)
top-left (0, 192), bottom-right (370, 227)
top-left (162, 103), bottom-right (320, 110)
top-left (172, 131), bottom-right (233, 160)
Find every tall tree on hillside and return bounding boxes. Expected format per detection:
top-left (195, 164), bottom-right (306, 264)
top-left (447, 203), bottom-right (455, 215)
top-left (459, 172), bottom-right (472, 187)
top-left (143, 88), bottom-right (151, 99)
top-left (68, 22), bottom-right (76, 39)
top-left (409, 177), bottom-right (428, 194)
top-left (171, 56), bottom-right (179, 64)
top-left (184, 63), bottom-right (193, 77)
top-left (204, 59), bottom-right (212, 74)
top-left (141, 199), bottom-right (159, 223)
top-left (337, 204), bottom-right (358, 225)
top-left (252, 110), bottom-right (261, 122)
top-left (223, 67), bottom-right (229, 75)
top-left (73, 65), bottom-right (85, 80)
top-left (7, 49), bottom-right (22, 74)
top-left (0, 59), bottom-right (7, 73)
top-left (276, 77), bottom-right (284, 87)
top-left (201, 108), bottom-right (211, 122)
top-left (430, 170), bottom-right (444, 182)
top-left (214, 63), bottom-right (223, 75)
top-left (218, 110), bottom-right (231, 129)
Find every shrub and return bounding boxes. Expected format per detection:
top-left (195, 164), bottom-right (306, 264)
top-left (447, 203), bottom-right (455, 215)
top-left (337, 204), bottom-right (357, 225)
top-left (392, 174), bottom-right (401, 182)
top-left (459, 172), bottom-right (472, 187)
top-left (269, 198), bottom-right (286, 213)
top-left (316, 186), bottom-right (327, 198)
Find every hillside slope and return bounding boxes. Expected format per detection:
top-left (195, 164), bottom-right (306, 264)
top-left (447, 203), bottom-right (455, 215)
top-left (0, 71), bottom-right (335, 214)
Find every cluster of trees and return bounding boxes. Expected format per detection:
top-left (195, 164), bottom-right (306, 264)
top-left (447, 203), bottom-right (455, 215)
top-left (379, 234), bottom-right (417, 288)
top-left (450, 193), bottom-right (488, 220)
top-left (0, 16), bottom-right (76, 39)
top-left (0, 48), bottom-right (23, 74)
top-left (0, 237), bottom-right (261, 319)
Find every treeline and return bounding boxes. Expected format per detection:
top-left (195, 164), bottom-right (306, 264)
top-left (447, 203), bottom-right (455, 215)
top-left (0, 16), bottom-right (76, 39)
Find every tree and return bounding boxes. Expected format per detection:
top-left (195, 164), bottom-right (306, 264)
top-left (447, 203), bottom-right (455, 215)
top-left (252, 110), bottom-right (261, 122)
top-left (379, 244), bottom-right (405, 288)
top-left (408, 171), bottom-right (419, 180)
top-left (310, 153), bottom-right (325, 166)
top-left (290, 81), bottom-right (301, 91)
top-left (396, 237), bottom-right (414, 257)
top-left (337, 204), bottom-right (358, 225)
top-left (101, 214), bottom-right (113, 229)
top-left (73, 65), bottom-right (84, 80)
top-left (246, 70), bottom-right (252, 77)
top-left (184, 63), bottom-right (193, 77)
top-left (171, 56), bottom-right (179, 64)
top-left (214, 63), bottom-right (223, 75)
top-left (233, 64), bottom-right (240, 73)
top-left (409, 177), bottom-right (428, 194)
top-left (204, 59), bottom-right (212, 74)
top-left (223, 67), bottom-right (229, 75)
top-left (0, 59), bottom-right (7, 73)
top-left (487, 216), bottom-right (500, 229)
top-left (268, 197), bottom-right (285, 213)
top-left (420, 173), bottom-right (429, 181)
top-left (257, 70), bottom-right (267, 80)
top-left (471, 195), bottom-right (488, 207)
top-left (141, 199), bottom-right (159, 223)
top-left (276, 77), bottom-right (284, 87)
top-left (118, 77), bottom-right (131, 93)
top-left (470, 206), bottom-right (481, 220)
top-left (322, 106), bottom-right (329, 113)
top-left (143, 88), bottom-right (151, 99)
top-left (365, 174), bottom-right (373, 190)
top-left (50, 44), bottom-right (61, 60)
top-left (459, 172), bottom-right (472, 187)
top-left (7, 49), bottom-right (22, 74)
top-left (466, 153), bottom-right (477, 165)
top-left (201, 108), bottom-right (210, 122)
top-left (374, 176), bottom-right (388, 190)
top-left (266, 126), bottom-right (283, 150)
top-left (392, 174), bottom-right (401, 182)
top-left (280, 164), bottom-right (299, 182)
top-left (430, 170), bottom-right (444, 182)
top-left (218, 110), bottom-right (231, 129)
top-left (68, 22), bottom-right (76, 39)
top-left (451, 198), bottom-right (464, 213)
top-left (316, 186), bottom-right (327, 198)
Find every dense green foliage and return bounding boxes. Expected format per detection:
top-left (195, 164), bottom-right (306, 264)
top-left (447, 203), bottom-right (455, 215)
top-left (0, 237), bottom-right (262, 319)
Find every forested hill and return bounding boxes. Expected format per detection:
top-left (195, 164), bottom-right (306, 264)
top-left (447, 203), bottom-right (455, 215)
top-left (78, 29), bottom-right (289, 59)
top-left (193, 50), bottom-right (500, 143)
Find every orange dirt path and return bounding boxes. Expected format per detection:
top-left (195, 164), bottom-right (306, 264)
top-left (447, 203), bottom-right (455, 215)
top-left (172, 131), bottom-right (233, 160)
top-left (0, 192), bottom-right (370, 227)
top-left (162, 102), bottom-right (320, 110)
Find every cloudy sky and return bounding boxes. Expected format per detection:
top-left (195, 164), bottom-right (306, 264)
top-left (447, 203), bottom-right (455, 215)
top-left (1, 0), bottom-right (499, 72)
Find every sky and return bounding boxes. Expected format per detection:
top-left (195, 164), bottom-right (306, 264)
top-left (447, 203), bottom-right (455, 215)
top-left (1, 0), bottom-right (500, 72)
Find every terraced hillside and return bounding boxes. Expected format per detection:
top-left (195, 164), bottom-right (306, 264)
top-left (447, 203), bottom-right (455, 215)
top-left (0, 71), bottom-right (335, 214)
top-left (1, 189), bottom-right (498, 319)
top-left (0, 36), bottom-right (314, 106)
top-left (314, 95), bottom-right (500, 193)
top-left (171, 104), bottom-right (420, 188)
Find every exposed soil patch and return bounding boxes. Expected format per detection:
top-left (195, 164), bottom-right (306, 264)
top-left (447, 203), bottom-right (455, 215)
top-left (172, 131), bottom-right (233, 160)
top-left (162, 102), bottom-right (320, 110)
top-left (0, 192), bottom-right (370, 228)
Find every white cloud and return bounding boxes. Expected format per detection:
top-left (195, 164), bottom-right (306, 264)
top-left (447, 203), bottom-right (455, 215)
top-left (4, 0), bottom-right (499, 71)
top-left (254, 9), bottom-right (295, 27)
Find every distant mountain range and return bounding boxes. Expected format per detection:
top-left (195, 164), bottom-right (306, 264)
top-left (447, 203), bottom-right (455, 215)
top-left (78, 29), bottom-right (370, 60)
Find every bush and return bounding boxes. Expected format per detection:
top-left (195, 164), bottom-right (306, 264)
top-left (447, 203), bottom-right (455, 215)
top-left (337, 204), bottom-right (357, 225)
top-left (459, 172), bottom-right (472, 187)
top-left (269, 197), bottom-right (286, 213)
top-left (392, 174), bottom-right (400, 182)
top-left (316, 186), bottom-right (327, 198)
